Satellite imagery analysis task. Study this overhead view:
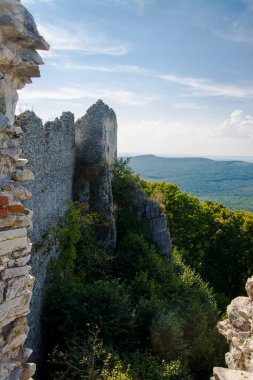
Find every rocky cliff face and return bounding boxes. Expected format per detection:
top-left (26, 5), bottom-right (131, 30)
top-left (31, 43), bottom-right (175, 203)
top-left (0, 1), bottom-right (49, 379)
top-left (131, 183), bottom-right (171, 258)
top-left (74, 100), bottom-right (117, 248)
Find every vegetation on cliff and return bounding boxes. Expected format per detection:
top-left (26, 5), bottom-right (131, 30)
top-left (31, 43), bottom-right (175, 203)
top-left (141, 180), bottom-right (253, 311)
top-left (43, 159), bottom-right (230, 379)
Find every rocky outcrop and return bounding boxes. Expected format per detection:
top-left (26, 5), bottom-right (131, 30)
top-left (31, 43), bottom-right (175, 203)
top-left (131, 183), bottom-right (171, 258)
top-left (74, 99), bottom-right (117, 248)
top-left (0, 1), bottom-right (48, 379)
top-left (213, 276), bottom-right (253, 379)
top-left (211, 367), bottom-right (253, 380)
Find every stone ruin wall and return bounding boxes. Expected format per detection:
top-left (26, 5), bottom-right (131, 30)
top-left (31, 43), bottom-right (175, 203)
top-left (19, 99), bottom-right (171, 369)
top-left (16, 111), bottom-right (75, 365)
top-left (0, 0), bottom-right (49, 379)
top-left (0, 3), bottom-right (172, 378)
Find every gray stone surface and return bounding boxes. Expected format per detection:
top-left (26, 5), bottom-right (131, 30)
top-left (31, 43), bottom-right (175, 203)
top-left (0, 1), bottom-right (49, 378)
top-left (16, 111), bottom-right (75, 244)
top-left (15, 110), bottom-right (75, 365)
top-left (74, 99), bottom-right (117, 248)
top-left (26, 232), bottom-right (59, 370)
top-left (217, 276), bottom-right (253, 373)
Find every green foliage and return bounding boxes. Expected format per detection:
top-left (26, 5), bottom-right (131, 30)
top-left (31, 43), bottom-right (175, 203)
top-left (129, 353), bottom-right (191, 380)
top-left (144, 180), bottom-right (253, 309)
top-left (129, 155), bottom-right (253, 213)
top-left (112, 157), bottom-right (136, 208)
top-left (44, 162), bottom-right (227, 379)
top-left (48, 328), bottom-right (132, 380)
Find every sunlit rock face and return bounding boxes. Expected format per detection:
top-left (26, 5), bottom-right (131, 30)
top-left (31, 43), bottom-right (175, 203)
top-left (0, 1), bottom-right (49, 379)
top-left (213, 276), bottom-right (253, 379)
top-left (211, 367), bottom-right (253, 380)
top-left (74, 99), bottom-right (117, 248)
top-left (0, 0), bottom-right (49, 124)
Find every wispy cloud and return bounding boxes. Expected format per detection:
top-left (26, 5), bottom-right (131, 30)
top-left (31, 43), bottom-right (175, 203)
top-left (215, 21), bottom-right (253, 44)
top-left (56, 61), bottom-right (150, 75)
top-left (213, 0), bottom-right (253, 44)
top-left (173, 103), bottom-right (204, 110)
top-left (160, 74), bottom-right (253, 99)
top-left (37, 22), bottom-right (129, 56)
top-left (131, 111), bottom-right (253, 142)
top-left (18, 85), bottom-right (155, 106)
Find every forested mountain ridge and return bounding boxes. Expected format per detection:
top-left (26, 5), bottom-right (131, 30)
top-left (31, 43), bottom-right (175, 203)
top-left (129, 155), bottom-right (253, 213)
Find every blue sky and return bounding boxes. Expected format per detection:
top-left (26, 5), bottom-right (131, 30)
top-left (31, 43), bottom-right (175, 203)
top-left (19, 0), bottom-right (253, 156)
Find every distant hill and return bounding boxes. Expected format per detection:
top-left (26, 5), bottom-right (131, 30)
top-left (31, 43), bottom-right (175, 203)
top-left (128, 155), bottom-right (253, 213)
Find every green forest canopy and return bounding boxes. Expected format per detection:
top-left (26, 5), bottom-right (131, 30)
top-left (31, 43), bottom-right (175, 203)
top-left (43, 158), bottom-right (253, 380)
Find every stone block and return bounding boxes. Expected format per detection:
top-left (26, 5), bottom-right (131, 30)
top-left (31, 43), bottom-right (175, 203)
top-left (20, 363), bottom-right (36, 380)
top-left (1, 266), bottom-right (31, 280)
top-left (0, 228), bottom-right (27, 242)
top-left (13, 188), bottom-right (32, 201)
top-left (8, 204), bottom-right (26, 214)
top-left (11, 170), bottom-right (35, 182)
top-left (5, 274), bottom-right (34, 300)
top-left (0, 195), bottom-right (9, 206)
top-left (0, 208), bottom-right (9, 218)
top-left (0, 291), bottom-right (32, 328)
top-left (0, 236), bottom-right (28, 255)
top-left (0, 215), bottom-right (31, 229)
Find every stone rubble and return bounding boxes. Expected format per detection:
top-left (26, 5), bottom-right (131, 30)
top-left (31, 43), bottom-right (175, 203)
top-left (212, 276), bottom-right (253, 379)
top-left (0, 0), bottom-right (49, 378)
top-left (211, 367), bottom-right (253, 380)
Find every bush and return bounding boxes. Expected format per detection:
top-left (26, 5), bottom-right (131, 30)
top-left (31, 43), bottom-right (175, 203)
top-left (43, 164), bottom-right (227, 379)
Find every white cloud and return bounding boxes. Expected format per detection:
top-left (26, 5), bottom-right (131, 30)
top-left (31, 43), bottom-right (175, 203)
top-left (37, 22), bottom-right (129, 56)
top-left (160, 74), bottom-right (253, 99)
top-left (218, 110), bottom-right (253, 139)
top-left (18, 85), bottom-right (155, 106)
top-left (57, 61), bottom-right (150, 75)
top-left (173, 103), bottom-right (203, 110)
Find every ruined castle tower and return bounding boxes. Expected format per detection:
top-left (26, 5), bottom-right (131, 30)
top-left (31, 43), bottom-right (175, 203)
top-left (74, 99), bottom-right (117, 249)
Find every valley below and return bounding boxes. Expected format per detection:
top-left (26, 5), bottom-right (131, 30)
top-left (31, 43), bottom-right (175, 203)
top-left (129, 155), bottom-right (253, 213)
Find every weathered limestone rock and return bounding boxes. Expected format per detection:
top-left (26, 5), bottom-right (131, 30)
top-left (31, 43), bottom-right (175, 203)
top-left (74, 99), bottom-right (117, 248)
top-left (211, 367), bottom-right (253, 380)
top-left (0, 0), bottom-right (49, 379)
top-left (216, 276), bottom-right (253, 376)
top-left (131, 182), bottom-right (172, 258)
